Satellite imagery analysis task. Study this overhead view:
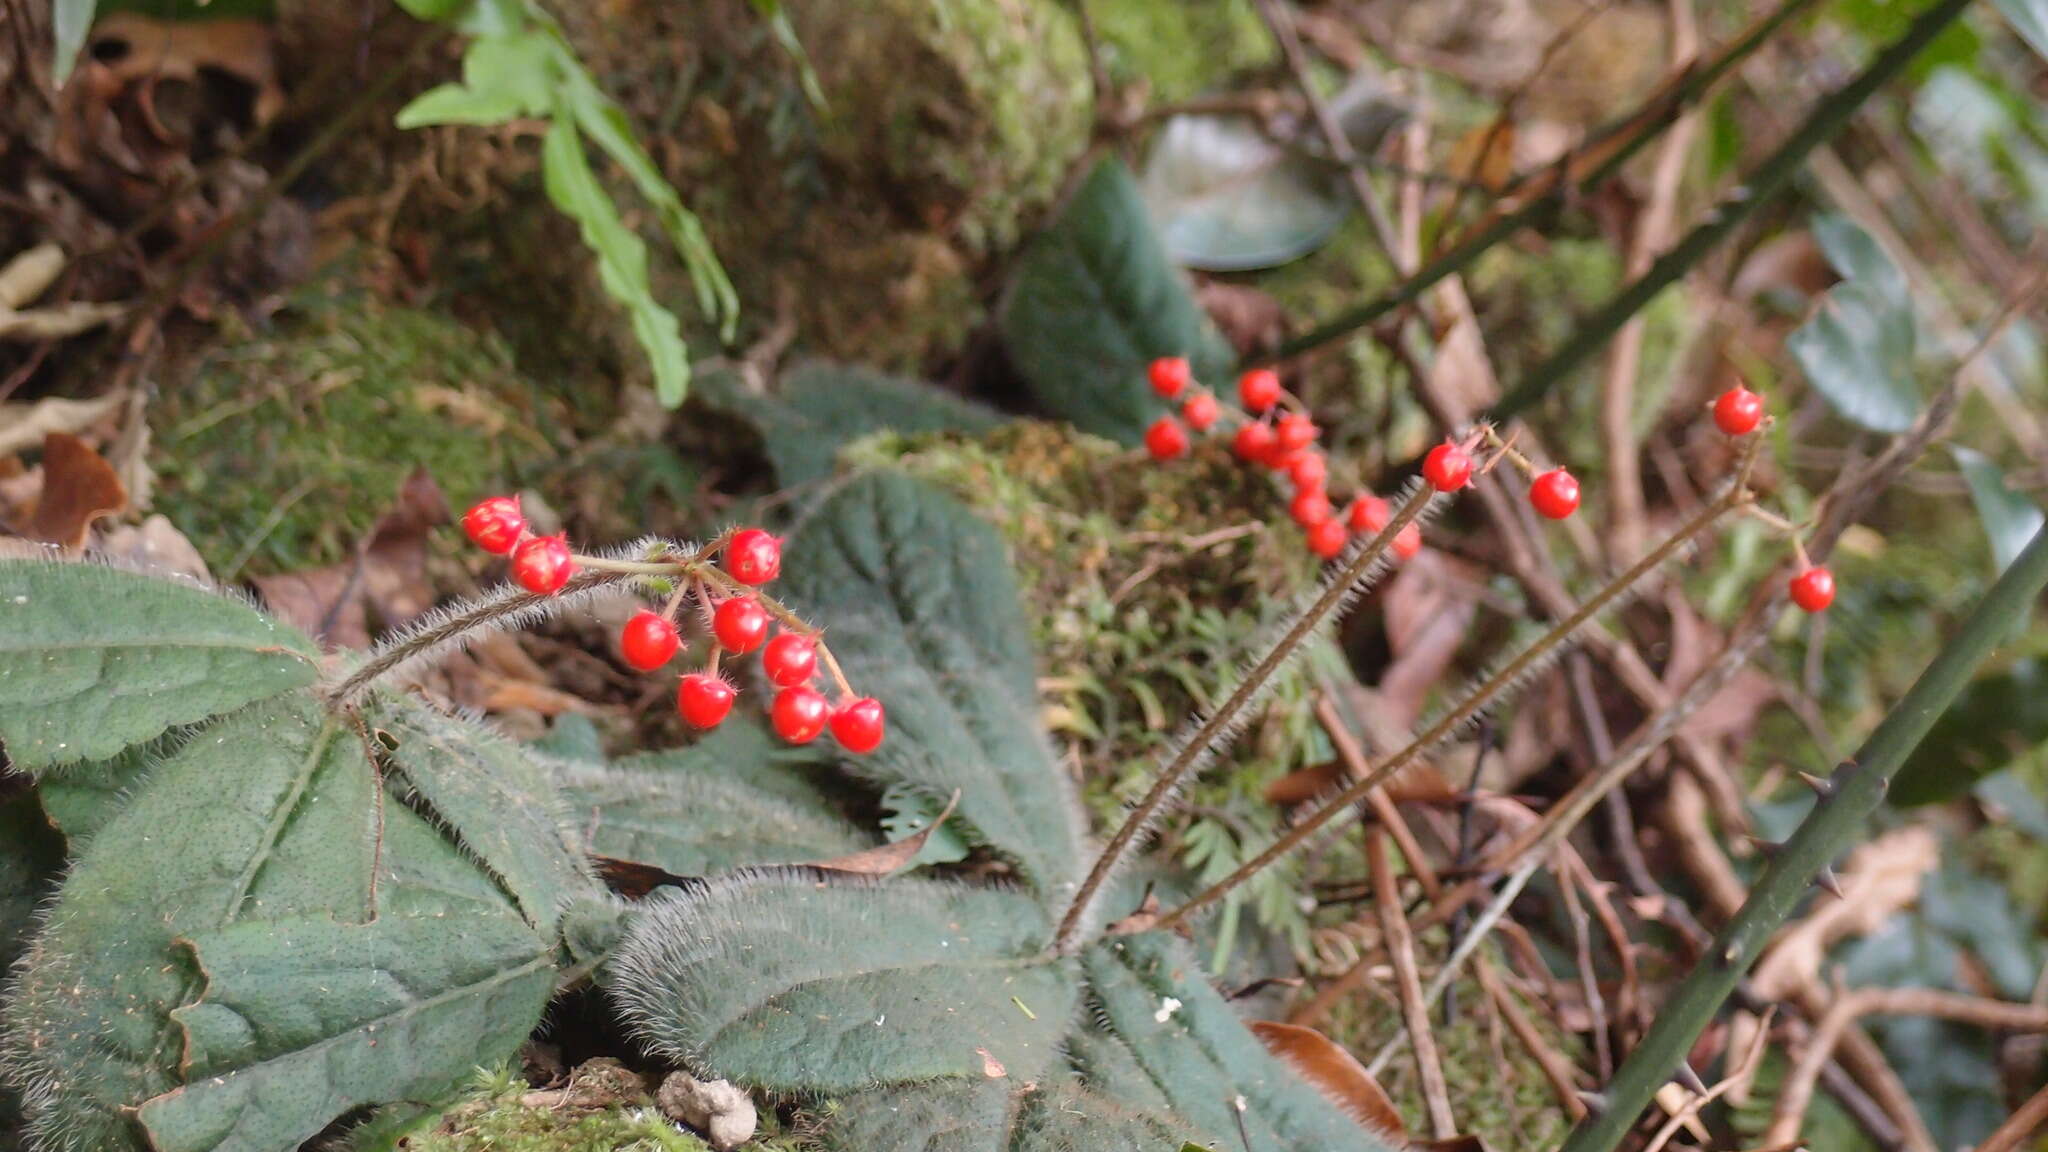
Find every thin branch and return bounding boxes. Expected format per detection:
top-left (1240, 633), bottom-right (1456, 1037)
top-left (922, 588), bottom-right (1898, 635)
top-left (1976, 1082), bottom-right (2048, 1152)
top-left (1643, 1007), bottom-right (1778, 1152)
top-left (1370, 826), bottom-right (1458, 1140)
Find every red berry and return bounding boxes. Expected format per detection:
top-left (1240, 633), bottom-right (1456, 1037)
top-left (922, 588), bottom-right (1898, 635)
top-left (1233, 422), bottom-right (1276, 464)
top-left (462, 496), bottom-right (526, 555)
top-left (1289, 487), bottom-right (1333, 527)
top-left (1145, 416), bottom-right (1189, 461)
top-left (1275, 413), bottom-right (1319, 455)
top-left (1422, 442), bottom-right (1474, 492)
top-left (725, 528), bottom-right (782, 585)
top-left (511, 534), bottom-right (574, 594)
top-left (1713, 387), bottom-right (1765, 437)
top-left (771, 685), bottom-right (830, 744)
top-left (1393, 523), bottom-right (1422, 559)
top-left (620, 611), bottom-right (680, 671)
top-left (1149, 356), bottom-right (1193, 399)
top-left (712, 596), bottom-right (770, 653)
top-left (1529, 468), bottom-right (1581, 520)
top-left (1789, 566), bottom-right (1835, 613)
top-left (1305, 518), bottom-right (1347, 559)
top-left (1286, 451), bottom-right (1327, 491)
top-left (762, 632), bottom-right (818, 687)
top-left (1347, 494), bottom-right (1390, 533)
top-left (1238, 369), bottom-right (1283, 413)
top-left (1182, 392), bottom-right (1220, 432)
top-left (677, 673), bottom-right (737, 729)
top-left (829, 696), bottom-right (887, 753)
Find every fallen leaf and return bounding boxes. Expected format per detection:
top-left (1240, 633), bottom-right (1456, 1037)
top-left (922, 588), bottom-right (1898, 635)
top-left (1250, 1020), bottom-right (1406, 1137)
top-left (977, 1048), bottom-right (1006, 1079)
top-left (28, 433), bottom-right (126, 550)
top-left (1379, 548), bottom-right (1484, 728)
top-left (811, 791), bottom-right (960, 876)
top-left (251, 467), bottom-right (449, 648)
top-left (252, 564), bottom-right (370, 649)
top-left (97, 514), bottom-right (211, 582)
top-left (0, 244), bottom-right (64, 309)
top-left (0, 391), bottom-right (126, 457)
top-left (1264, 761), bottom-right (1343, 806)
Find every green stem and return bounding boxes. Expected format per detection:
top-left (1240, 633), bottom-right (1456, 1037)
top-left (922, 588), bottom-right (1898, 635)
top-left (1560, 522), bottom-right (2048, 1152)
top-left (1260, 0), bottom-right (1822, 364)
top-left (1492, 0), bottom-right (1976, 420)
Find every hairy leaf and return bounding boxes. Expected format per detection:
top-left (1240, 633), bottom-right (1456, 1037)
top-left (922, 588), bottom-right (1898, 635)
top-left (33, 742), bottom-right (154, 847)
top-left (815, 1078), bottom-right (1204, 1152)
top-left (780, 472), bottom-right (1086, 897)
top-left (0, 696), bottom-right (377, 1152)
top-left (738, 360), bottom-right (1005, 488)
top-left (374, 697), bottom-right (597, 933)
top-left (1079, 933), bottom-right (1394, 1150)
top-left (0, 794), bottom-right (62, 977)
top-left (609, 873), bottom-right (1076, 1092)
top-left (558, 758), bottom-right (874, 878)
top-left (134, 913), bottom-right (554, 1152)
top-left (1000, 159), bottom-right (1234, 444)
top-left (0, 560), bottom-right (319, 767)
top-left (1790, 218), bottom-right (1920, 435)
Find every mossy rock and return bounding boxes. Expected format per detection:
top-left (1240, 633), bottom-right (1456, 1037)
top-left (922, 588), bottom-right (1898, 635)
top-left (152, 282), bottom-right (583, 576)
top-left (1088, 0), bottom-right (1274, 103)
top-left (848, 421), bottom-right (1345, 952)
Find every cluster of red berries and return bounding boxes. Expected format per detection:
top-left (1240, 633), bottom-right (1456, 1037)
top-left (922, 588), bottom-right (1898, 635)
top-left (461, 498), bottom-right (888, 750)
top-left (1706, 385), bottom-right (1834, 614)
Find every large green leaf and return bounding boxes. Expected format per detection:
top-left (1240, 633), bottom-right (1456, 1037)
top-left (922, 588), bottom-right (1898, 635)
top-left (557, 757), bottom-right (874, 877)
top-left (1789, 215), bottom-right (1921, 434)
top-left (0, 793), bottom-right (62, 977)
top-left (0, 561), bottom-right (319, 767)
top-left (1139, 113), bottom-right (1350, 272)
top-left (1891, 660), bottom-right (2048, 806)
top-left (734, 360), bottom-right (1006, 488)
top-left (1954, 448), bottom-right (2046, 574)
top-left (134, 913), bottom-right (555, 1152)
top-left (609, 873), bottom-right (1076, 1092)
top-left (374, 697), bottom-right (597, 934)
top-left (0, 696), bottom-right (377, 1152)
top-left (815, 1078), bottom-right (1203, 1152)
top-left (780, 472), bottom-right (1086, 896)
top-left (1000, 159), bottom-right (1234, 444)
top-left (36, 741), bottom-right (166, 848)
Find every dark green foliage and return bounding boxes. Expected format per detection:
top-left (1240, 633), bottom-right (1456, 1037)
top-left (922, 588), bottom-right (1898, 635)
top-left (0, 794), bottom-right (61, 978)
top-left (0, 562), bottom-right (318, 767)
top-left (1892, 660), bottom-right (2048, 805)
top-left (780, 471), bottom-right (1088, 899)
top-left (1000, 160), bottom-right (1234, 444)
top-left (33, 744), bottom-right (156, 848)
top-left (727, 360), bottom-right (1006, 488)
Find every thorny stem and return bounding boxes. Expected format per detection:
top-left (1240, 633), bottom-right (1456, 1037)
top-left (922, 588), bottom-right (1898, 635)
top-left (1051, 486), bottom-right (1438, 954)
top-left (1560, 522), bottom-right (2048, 1152)
top-left (1492, 0), bottom-right (1980, 420)
top-left (1261, 0), bottom-right (1822, 364)
top-left (1149, 485), bottom-right (1743, 934)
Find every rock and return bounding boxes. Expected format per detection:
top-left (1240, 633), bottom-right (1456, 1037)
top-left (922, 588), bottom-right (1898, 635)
top-left (655, 1070), bottom-right (757, 1152)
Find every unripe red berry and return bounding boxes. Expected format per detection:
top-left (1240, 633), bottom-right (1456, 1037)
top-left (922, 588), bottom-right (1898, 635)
top-left (1529, 468), bottom-right (1581, 520)
top-left (1275, 413), bottom-right (1319, 455)
top-left (771, 685), bottom-right (830, 744)
top-left (1149, 356), bottom-right (1193, 399)
top-left (712, 596), bottom-right (770, 653)
top-left (1286, 451), bottom-right (1327, 491)
top-left (725, 528), bottom-right (782, 585)
top-left (1347, 494), bottom-right (1391, 534)
top-left (1145, 416), bottom-right (1189, 461)
top-left (829, 696), bottom-right (887, 754)
top-left (1789, 566), bottom-right (1835, 613)
top-left (1238, 369), bottom-right (1283, 413)
top-left (1422, 442), bottom-right (1473, 492)
top-left (677, 673), bottom-right (736, 728)
top-left (1233, 422), bottom-right (1276, 464)
top-left (1289, 486), bottom-right (1333, 527)
top-left (1393, 523), bottom-right (1422, 559)
top-left (761, 632), bottom-right (818, 688)
top-left (1713, 387), bottom-right (1765, 436)
top-left (620, 611), bottom-right (680, 671)
top-left (462, 496), bottom-right (526, 555)
top-left (1305, 518), bottom-right (1347, 559)
top-left (511, 534), bottom-right (574, 594)
top-left (1182, 392), bottom-right (1220, 432)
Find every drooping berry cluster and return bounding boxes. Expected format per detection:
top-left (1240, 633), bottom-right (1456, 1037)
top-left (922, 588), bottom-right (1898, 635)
top-left (461, 503), bottom-right (887, 750)
top-left (1706, 385), bottom-right (1832, 613)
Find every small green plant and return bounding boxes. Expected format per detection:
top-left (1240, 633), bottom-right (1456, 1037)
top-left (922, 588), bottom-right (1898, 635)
top-left (391, 0), bottom-right (739, 407)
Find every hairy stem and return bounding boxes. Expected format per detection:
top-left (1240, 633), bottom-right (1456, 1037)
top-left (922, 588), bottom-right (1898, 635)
top-left (1150, 487), bottom-right (1738, 933)
top-left (1261, 0), bottom-right (1820, 364)
top-left (1561, 521), bottom-right (2048, 1152)
top-left (1493, 0), bottom-right (1978, 419)
top-left (1052, 486), bottom-right (1437, 953)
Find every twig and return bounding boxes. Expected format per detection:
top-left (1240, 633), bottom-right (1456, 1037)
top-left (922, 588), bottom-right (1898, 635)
top-left (1765, 984), bottom-right (2048, 1147)
top-left (1642, 1007), bottom-right (1778, 1152)
top-left (1559, 860), bottom-right (1614, 1079)
top-left (1475, 954), bottom-right (1590, 1121)
top-left (1976, 1082), bottom-right (2048, 1152)
top-left (1370, 826), bottom-right (1458, 1140)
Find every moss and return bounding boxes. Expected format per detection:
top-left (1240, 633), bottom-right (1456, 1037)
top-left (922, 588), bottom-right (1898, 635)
top-left (1088, 0), bottom-right (1274, 103)
top-left (400, 1097), bottom-right (710, 1152)
top-left (849, 422), bottom-right (1347, 952)
top-left (152, 277), bottom-right (580, 576)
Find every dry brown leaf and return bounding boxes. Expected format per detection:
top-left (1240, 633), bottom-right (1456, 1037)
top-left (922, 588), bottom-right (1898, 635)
top-left (253, 565), bottom-right (370, 649)
top-left (0, 244), bottom-right (64, 309)
top-left (1265, 761), bottom-right (1344, 806)
top-left (811, 791), bottom-right (960, 877)
top-left (87, 13), bottom-right (283, 129)
top-left (976, 1048), bottom-right (1006, 1079)
top-left (97, 514), bottom-right (211, 582)
top-left (1250, 1020), bottom-right (1407, 1138)
top-left (1380, 548), bottom-right (1484, 728)
top-left (0, 391), bottom-right (126, 457)
top-left (1447, 122), bottom-right (1517, 193)
top-left (253, 468), bottom-right (449, 649)
top-left (28, 433), bottom-right (126, 550)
